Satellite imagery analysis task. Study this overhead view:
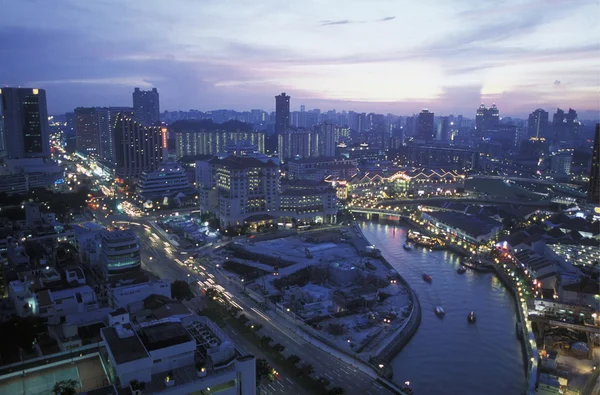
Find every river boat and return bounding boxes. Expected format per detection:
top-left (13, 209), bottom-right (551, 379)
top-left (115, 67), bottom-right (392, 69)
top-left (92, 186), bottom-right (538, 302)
top-left (403, 244), bottom-right (411, 251)
top-left (423, 274), bottom-right (432, 282)
top-left (468, 311), bottom-right (476, 323)
top-left (457, 266), bottom-right (467, 274)
top-left (435, 306), bottom-right (445, 317)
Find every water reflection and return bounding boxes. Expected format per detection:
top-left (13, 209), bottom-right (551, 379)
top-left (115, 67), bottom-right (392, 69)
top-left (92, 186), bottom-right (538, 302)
top-left (360, 221), bottom-right (525, 395)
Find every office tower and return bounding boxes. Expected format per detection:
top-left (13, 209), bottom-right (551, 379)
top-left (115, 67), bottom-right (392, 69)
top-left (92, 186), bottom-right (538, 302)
top-left (551, 108), bottom-right (580, 142)
top-left (300, 105), bottom-right (306, 112)
top-left (417, 109), bottom-right (435, 141)
top-left (96, 107), bottom-right (134, 162)
top-left (550, 150), bottom-right (573, 175)
top-left (205, 156), bottom-right (280, 227)
top-left (404, 116), bottom-right (415, 137)
top-left (588, 124), bottom-right (600, 204)
top-left (275, 92), bottom-right (290, 135)
top-left (101, 228), bottom-right (141, 275)
top-left (278, 128), bottom-right (317, 162)
top-left (65, 112), bottom-right (76, 136)
top-left (114, 112), bottom-right (163, 182)
top-left (527, 109), bottom-right (549, 139)
top-left (475, 104), bottom-right (499, 138)
top-left (74, 107), bottom-right (100, 155)
top-left (174, 126), bottom-right (265, 158)
top-left (317, 123), bottom-right (336, 157)
top-left (436, 117), bottom-right (450, 142)
top-left (133, 87), bottom-right (160, 126)
top-left (0, 87), bottom-right (50, 158)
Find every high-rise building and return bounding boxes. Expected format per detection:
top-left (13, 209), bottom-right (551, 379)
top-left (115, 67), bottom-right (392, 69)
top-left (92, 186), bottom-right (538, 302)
top-left (114, 113), bottom-right (163, 182)
top-left (552, 108), bottom-right (580, 141)
top-left (278, 128), bottom-right (318, 162)
top-left (133, 87), bottom-right (160, 126)
top-left (317, 123), bottom-right (336, 157)
top-left (74, 107), bottom-right (100, 155)
top-left (527, 109), bottom-right (549, 139)
top-left (436, 117), bottom-right (450, 142)
top-left (588, 124), bottom-right (600, 205)
top-left (275, 92), bottom-right (290, 135)
top-left (550, 150), bottom-right (573, 175)
top-left (475, 104), bottom-right (499, 138)
top-left (97, 107), bottom-right (134, 162)
top-left (0, 87), bottom-right (50, 159)
top-left (417, 109), bottom-right (435, 141)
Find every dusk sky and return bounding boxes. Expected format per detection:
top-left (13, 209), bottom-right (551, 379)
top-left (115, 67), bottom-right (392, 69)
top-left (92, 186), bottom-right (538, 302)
top-left (1, 0), bottom-right (598, 117)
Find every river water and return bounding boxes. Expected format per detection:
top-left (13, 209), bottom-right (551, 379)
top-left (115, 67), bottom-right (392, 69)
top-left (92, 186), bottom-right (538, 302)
top-left (361, 221), bottom-right (526, 395)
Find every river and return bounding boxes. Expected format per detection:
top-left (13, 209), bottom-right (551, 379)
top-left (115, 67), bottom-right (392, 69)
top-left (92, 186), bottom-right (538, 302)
top-left (361, 221), bottom-right (526, 395)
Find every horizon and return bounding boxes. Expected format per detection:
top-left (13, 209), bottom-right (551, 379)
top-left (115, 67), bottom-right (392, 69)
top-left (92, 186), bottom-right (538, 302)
top-left (2, 0), bottom-right (598, 118)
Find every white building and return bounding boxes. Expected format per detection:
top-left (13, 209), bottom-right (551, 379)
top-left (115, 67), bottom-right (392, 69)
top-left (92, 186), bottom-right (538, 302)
top-left (287, 157), bottom-right (358, 182)
top-left (72, 221), bottom-right (104, 266)
top-left (101, 314), bottom-right (256, 394)
top-left (100, 228), bottom-right (141, 276)
top-left (279, 180), bottom-right (338, 224)
top-left (105, 276), bottom-right (171, 310)
top-left (197, 156), bottom-right (280, 227)
top-left (136, 163), bottom-right (194, 208)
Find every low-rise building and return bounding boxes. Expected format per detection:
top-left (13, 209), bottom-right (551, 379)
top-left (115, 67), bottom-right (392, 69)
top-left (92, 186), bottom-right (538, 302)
top-left (136, 163), bottom-right (198, 210)
top-left (103, 272), bottom-right (171, 310)
top-left (422, 211), bottom-right (502, 244)
top-left (279, 180), bottom-right (337, 224)
top-left (100, 313), bottom-right (256, 394)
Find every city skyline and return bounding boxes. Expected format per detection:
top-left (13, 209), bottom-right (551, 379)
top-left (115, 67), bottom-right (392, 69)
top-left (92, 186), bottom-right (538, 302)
top-left (1, 0), bottom-right (598, 117)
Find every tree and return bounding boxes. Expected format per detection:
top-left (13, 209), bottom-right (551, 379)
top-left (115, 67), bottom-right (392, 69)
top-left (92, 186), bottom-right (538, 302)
top-left (171, 280), bottom-right (194, 301)
top-left (317, 376), bottom-right (331, 391)
top-left (286, 354), bottom-right (300, 365)
top-left (272, 343), bottom-right (285, 352)
top-left (238, 314), bottom-right (249, 325)
top-left (328, 387), bottom-right (346, 395)
top-left (300, 363), bottom-right (314, 376)
top-left (52, 379), bottom-right (78, 395)
top-left (260, 336), bottom-right (273, 347)
top-left (256, 358), bottom-right (274, 382)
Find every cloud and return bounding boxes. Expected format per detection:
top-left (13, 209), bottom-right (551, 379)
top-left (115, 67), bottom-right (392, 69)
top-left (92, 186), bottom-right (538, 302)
top-left (377, 16), bottom-right (396, 22)
top-left (320, 20), bottom-right (356, 26)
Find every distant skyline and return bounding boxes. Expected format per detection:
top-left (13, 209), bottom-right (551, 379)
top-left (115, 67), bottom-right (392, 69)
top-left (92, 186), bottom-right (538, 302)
top-left (1, 0), bottom-right (598, 117)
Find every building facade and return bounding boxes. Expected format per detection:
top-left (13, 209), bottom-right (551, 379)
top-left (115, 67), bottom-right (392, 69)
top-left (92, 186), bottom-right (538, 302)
top-left (589, 124), bottom-right (600, 204)
top-left (528, 109), bottom-right (549, 139)
top-left (175, 129), bottom-right (265, 159)
top-left (133, 87), bottom-right (160, 126)
top-left (279, 180), bottom-right (337, 224)
top-left (475, 104), bottom-right (499, 138)
top-left (74, 107), bottom-right (100, 156)
top-left (0, 87), bottom-right (50, 159)
top-left (287, 157), bottom-right (358, 181)
top-left (278, 128), bottom-right (317, 162)
top-left (114, 113), bottom-right (163, 181)
top-left (101, 228), bottom-right (142, 276)
top-left (417, 109), bottom-right (435, 141)
top-left (275, 92), bottom-right (290, 135)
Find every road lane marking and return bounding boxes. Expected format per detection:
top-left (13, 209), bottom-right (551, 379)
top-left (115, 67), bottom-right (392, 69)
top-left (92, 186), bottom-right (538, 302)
top-left (285, 378), bottom-right (293, 384)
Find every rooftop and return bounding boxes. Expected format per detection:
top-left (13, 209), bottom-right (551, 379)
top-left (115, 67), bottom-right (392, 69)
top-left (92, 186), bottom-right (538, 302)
top-left (137, 321), bottom-right (193, 351)
top-left (427, 211), bottom-right (501, 237)
top-left (209, 155), bottom-right (278, 169)
top-left (101, 325), bottom-right (149, 364)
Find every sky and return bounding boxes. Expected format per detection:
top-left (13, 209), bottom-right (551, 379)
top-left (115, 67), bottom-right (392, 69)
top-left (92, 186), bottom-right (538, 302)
top-left (1, 0), bottom-right (598, 118)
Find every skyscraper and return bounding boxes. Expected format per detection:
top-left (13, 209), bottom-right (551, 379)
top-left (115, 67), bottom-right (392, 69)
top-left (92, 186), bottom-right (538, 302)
top-left (96, 107), bottom-right (134, 162)
top-left (0, 87), bottom-right (50, 158)
top-left (74, 107), bottom-right (100, 155)
top-left (588, 124), bottom-right (600, 205)
top-left (436, 117), bottom-right (450, 142)
top-left (417, 109), bottom-right (435, 141)
top-left (278, 128), bottom-right (317, 162)
top-left (527, 109), bottom-right (549, 139)
top-left (475, 104), bottom-right (499, 138)
top-left (114, 112), bottom-right (163, 182)
top-left (552, 108), bottom-right (580, 141)
top-left (275, 92), bottom-right (290, 135)
top-left (317, 123), bottom-right (336, 157)
top-left (133, 87), bottom-right (160, 126)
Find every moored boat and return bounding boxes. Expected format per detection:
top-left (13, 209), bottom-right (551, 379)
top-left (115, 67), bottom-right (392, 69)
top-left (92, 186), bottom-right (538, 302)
top-left (435, 306), bottom-right (445, 317)
top-left (457, 266), bottom-right (467, 274)
top-left (423, 274), bottom-right (432, 282)
top-left (403, 244), bottom-right (411, 251)
top-left (468, 311), bottom-right (476, 323)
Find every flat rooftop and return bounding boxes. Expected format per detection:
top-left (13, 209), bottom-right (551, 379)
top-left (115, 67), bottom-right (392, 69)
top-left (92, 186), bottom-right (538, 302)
top-left (138, 321), bottom-right (193, 352)
top-left (101, 325), bottom-right (149, 364)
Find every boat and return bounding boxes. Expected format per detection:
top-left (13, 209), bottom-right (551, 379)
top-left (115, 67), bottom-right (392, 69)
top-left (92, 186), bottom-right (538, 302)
top-left (403, 244), bottom-right (411, 251)
top-left (435, 306), bottom-right (445, 317)
top-left (423, 274), bottom-right (432, 282)
top-left (468, 311), bottom-right (476, 323)
top-left (457, 266), bottom-right (467, 274)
